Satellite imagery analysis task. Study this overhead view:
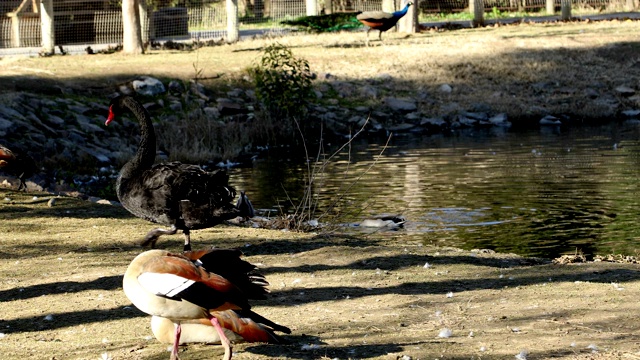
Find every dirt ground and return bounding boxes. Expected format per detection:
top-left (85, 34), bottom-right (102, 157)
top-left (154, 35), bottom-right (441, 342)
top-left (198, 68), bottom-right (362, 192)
top-left (0, 188), bottom-right (639, 360)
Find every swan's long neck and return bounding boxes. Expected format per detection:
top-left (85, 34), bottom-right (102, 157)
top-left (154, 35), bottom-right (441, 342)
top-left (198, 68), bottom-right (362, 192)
top-left (120, 97), bottom-right (156, 179)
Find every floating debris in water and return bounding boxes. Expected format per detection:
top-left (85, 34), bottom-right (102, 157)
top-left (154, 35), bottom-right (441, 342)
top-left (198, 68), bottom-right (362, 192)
top-left (301, 344), bottom-right (321, 350)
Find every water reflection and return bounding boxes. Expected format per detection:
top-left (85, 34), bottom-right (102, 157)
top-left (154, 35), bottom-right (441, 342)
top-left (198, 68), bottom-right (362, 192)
top-left (229, 121), bottom-right (640, 258)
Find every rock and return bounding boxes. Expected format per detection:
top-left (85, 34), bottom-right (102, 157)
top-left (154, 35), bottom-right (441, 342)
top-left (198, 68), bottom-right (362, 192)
top-left (119, 85), bottom-right (134, 95)
top-left (462, 112), bottom-right (489, 121)
top-left (457, 115), bottom-right (477, 126)
top-left (217, 98), bottom-right (246, 116)
top-left (169, 101), bottom-right (183, 112)
top-left (489, 113), bottom-right (510, 126)
top-left (359, 85), bottom-right (378, 98)
top-left (347, 115), bottom-right (366, 124)
top-left (584, 88), bottom-right (599, 99)
top-left (0, 117), bottom-right (13, 131)
top-left (227, 88), bottom-right (244, 98)
top-left (615, 85), bottom-right (635, 97)
top-left (327, 99), bottom-right (339, 105)
top-left (540, 115), bottom-right (562, 125)
top-left (332, 81), bottom-right (354, 98)
top-left (384, 97), bottom-right (417, 112)
top-left (376, 73), bottom-right (393, 81)
top-left (622, 109), bottom-right (640, 117)
top-left (168, 80), bottom-right (184, 94)
top-left (45, 114), bottom-right (66, 126)
top-left (439, 84), bottom-right (453, 93)
top-left (47, 198), bottom-right (56, 207)
top-left (132, 76), bottom-right (166, 96)
top-left (0, 104), bottom-right (26, 120)
top-left (420, 117), bottom-right (446, 127)
top-left (388, 123), bottom-right (416, 132)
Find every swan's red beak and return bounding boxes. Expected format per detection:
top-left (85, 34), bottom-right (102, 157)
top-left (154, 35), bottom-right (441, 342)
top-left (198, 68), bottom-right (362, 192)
top-left (105, 105), bottom-right (115, 126)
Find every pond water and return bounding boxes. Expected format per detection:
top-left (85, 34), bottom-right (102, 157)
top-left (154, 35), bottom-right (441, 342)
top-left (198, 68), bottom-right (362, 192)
top-left (228, 121), bottom-right (640, 259)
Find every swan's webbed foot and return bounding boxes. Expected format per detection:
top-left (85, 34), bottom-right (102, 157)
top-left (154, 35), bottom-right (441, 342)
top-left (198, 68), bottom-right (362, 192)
top-left (139, 225), bottom-right (178, 248)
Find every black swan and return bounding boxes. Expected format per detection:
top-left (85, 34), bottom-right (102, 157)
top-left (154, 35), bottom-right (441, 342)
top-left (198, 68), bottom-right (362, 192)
top-left (356, 1), bottom-right (413, 44)
top-left (123, 248), bottom-right (290, 360)
top-left (0, 144), bottom-right (37, 191)
top-left (105, 95), bottom-right (252, 251)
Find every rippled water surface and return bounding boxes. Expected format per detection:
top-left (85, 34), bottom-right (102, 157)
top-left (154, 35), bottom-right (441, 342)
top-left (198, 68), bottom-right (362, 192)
top-left (229, 123), bottom-right (640, 258)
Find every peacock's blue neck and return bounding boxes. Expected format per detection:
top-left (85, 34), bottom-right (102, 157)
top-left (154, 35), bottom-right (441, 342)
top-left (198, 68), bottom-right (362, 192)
top-left (393, 3), bottom-right (411, 18)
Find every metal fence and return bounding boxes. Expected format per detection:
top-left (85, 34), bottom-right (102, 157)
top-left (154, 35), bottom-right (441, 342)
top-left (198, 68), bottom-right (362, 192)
top-left (0, 0), bottom-right (629, 50)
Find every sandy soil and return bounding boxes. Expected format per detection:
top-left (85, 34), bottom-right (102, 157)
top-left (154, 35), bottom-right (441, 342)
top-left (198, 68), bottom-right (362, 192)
top-left (0, 188), bottom-right (638, 360)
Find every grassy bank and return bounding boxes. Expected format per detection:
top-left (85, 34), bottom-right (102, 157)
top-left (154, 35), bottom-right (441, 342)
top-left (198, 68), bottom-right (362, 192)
top-left (1, 18), bottom-right (639, 123)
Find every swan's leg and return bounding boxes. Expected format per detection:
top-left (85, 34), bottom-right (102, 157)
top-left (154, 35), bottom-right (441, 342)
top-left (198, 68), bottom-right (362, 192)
top-left (140, 225), bottom-right (178, 248)
top-left (183, 230), bottom-right (191, 252)
top-left (170, 323), bottom-right (182, 360)
top-left (209, 316), bottom-right (232, 360)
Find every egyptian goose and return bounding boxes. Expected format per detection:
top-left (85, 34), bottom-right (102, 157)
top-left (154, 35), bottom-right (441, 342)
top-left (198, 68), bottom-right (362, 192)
top-left (105, 95), bottom-right (253, 251)
top-left (123, 248), bottom-right (290, 360)
top-left (0, 144), bottom-right (37, 191)
top-left (151, 310), bottom-right (288, 345)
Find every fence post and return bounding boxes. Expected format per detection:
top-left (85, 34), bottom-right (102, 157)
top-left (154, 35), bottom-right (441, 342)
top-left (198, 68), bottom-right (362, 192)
top-left (306, 0), bottom-right (318, 16)
top-left (139, 0), bottom-right (149, 43)
top-left (560, 0), bottom-right (571, 20)
top-left (471, 0), bottom-right (484, 27)
top-left (546, 0), bottom-right (555, 14)
top-left (40, 0), bottom-right (54, 53)
top-left (398, 0), bottom-right (418, 33)
top-left (625, 0), bottom-right (635, 10)
top-left (226, 0), bottom-right (239, 43)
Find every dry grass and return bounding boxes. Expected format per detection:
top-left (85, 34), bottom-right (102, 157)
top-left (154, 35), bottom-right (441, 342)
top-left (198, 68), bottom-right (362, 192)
top-left (1, 188), bottom-right (639, 360)
top-left (2, 20), bottom-right (640, 360)
top-left (2, 19), bottom-right (640, 122)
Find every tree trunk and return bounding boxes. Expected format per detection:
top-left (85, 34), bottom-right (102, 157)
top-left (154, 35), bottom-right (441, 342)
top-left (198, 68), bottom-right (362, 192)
top-left (306, 0), bottom-right (318, 16)
top-left (40, 0), bottom-right (55, 54)
top-left (122, 0), bottom-right (144, 54)
top-left (560, 0), bottom-right (571, 20)
top-left (227, 0), bottom-right (239, 43)
top-left (472, 0), bottom-right (484, 27)
top-left (139, 0), bottom-right (149, 44)
top-left (546, 0), bottom-right (555, 14)
top-left (382, 0), bottom-right (395, 13)
top-left (398, 0), bottom-right (418, 33)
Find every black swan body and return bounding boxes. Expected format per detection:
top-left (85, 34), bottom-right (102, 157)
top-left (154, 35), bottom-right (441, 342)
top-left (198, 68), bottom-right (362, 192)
top-left (0, 144), bottom-right (37, 191)
top-left (105, 95), bottom-right (251, 251)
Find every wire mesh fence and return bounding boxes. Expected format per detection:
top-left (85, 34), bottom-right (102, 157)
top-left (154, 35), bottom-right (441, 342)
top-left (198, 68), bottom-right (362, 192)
top-left (0, 0), bottom-right (633, 50)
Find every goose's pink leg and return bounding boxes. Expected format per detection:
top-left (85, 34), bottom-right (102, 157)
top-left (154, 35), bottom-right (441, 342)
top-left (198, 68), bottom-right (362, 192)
top-left (170, 323), bottom-right (182, 360)
top-left (210, 316), bottom-right (232, 360)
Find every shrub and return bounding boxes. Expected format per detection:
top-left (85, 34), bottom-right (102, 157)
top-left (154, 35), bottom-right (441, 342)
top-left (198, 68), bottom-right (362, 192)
top-left (248, 43), bottom-right (315, 139)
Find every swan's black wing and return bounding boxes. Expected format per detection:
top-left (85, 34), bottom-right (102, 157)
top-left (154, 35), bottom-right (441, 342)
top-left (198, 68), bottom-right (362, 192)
top-left (132, 162), bottom-right (240, 229)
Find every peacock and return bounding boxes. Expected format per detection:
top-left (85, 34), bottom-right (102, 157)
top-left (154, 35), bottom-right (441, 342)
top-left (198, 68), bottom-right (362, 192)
top-left (281, 12), bottom-right (363, 33)
top-left (357, 1), bottom-right (414, 44)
